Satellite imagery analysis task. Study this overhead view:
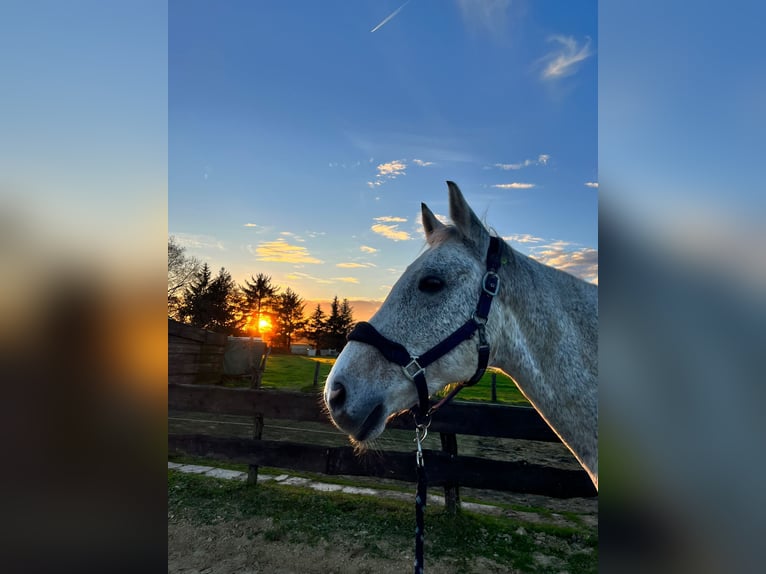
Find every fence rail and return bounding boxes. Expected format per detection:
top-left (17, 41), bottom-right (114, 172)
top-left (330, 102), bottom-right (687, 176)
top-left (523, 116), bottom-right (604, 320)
top-left (168, 383), bottom-right (597, 500)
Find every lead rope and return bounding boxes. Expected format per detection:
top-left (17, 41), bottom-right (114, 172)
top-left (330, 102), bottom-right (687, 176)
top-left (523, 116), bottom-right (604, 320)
top-left (413, 421), bottom-right (429, 574)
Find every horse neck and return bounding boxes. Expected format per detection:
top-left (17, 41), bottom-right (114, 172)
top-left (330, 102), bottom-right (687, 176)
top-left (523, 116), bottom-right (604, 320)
top-left (490, 241), bottom-right (598, 484)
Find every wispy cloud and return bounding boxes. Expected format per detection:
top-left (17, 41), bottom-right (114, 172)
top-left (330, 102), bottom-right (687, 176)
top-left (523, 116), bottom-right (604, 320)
top-left (412, 158), bottom-right (435, 167)
top-left (492, 182), bottom-right (536, 189)
top-left (370, 0), bottom-right (410, 33)
top-left (286, 271), bottom-right (333, 285)
top-left (360, 245), bottom-right (378, 254)
top-left (584, 182), bottom-right (598, 188)
top-left (243, 223), bottom-right (257, 228)
top-left (374, 215), bottom-right (407, 223)
top-left (371, 223), bottom-right (412, 241)
top-left (287, 272), bottom-right (361, 286)
top-left (504, 233), bottom-right (545, 244)
top-left (541, 35), bottom-right (593, 80)
top-left (253, 239), bottom-right (323, 264)
top-left (173, 233), bottom-right (225, 251)
top-left (456, 0), bottom-right (512, 39)
top-left (530, 242), bottom-right (598, 284)
top-left (336, 262), bottom-right (376, 269)
top-left (493, 154), bottom-right (550, 170)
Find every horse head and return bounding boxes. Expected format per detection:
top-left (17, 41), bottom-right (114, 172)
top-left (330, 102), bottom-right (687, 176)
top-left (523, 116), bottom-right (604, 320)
top-left (324, 182), bottom-right (504, 445)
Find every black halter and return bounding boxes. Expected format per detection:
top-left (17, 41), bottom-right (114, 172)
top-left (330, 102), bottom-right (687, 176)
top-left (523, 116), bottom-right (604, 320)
top-left (347, 236), bottom-right (503, 425)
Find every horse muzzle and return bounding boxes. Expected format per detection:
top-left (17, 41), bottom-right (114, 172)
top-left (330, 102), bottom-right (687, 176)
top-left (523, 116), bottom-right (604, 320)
top-left (325, 378), bottom-right (387, 442)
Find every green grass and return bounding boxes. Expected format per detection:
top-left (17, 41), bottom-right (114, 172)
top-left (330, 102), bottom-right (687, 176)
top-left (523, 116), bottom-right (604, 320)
top-left (223, 352), bottom-right (530, 405)
top-left (169, 470), bottom-right (597, 573)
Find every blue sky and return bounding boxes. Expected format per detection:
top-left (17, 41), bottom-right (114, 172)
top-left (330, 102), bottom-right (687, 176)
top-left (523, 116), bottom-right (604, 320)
top-left (170, 0), bottom-right (597, 312)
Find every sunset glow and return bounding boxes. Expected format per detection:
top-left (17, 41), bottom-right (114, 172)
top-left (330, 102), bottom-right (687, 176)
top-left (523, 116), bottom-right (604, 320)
top-left (258, 317), bottom-right (272, 333)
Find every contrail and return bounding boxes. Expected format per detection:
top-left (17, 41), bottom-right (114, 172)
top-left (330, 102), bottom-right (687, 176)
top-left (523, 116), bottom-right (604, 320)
top-left (370, 0), bottom-right (411, 33)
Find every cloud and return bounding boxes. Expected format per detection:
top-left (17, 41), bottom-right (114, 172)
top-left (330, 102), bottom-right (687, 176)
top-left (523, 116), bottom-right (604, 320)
top-left (360, 245), bottom-right (378, 254)
top-left (530, 243), bottom-right (599, 284)
top-left (374, 215), bottom-right (407, 223)
top-left (585, 182), bottom-right (599, 188)
top-left (492, 182), bottom-right (536, 189)
top-left (243, 223), bottom-right (257, 228)
top-left (504, 233), bottom-right (545, 244)
top-left (377, 160), bottom-right (407, 177)
top-left (456, 0), bottom-right (512, 38)
top-left (493, 154), bottom-right (550, 171)
top-left (412, 158), bottom-right (435, 167)
top-left (332, 276), bottom-right (360, 284)
top-left (173, 233), bottom-right (225, 251)
top-left (369, 159), bottom-right (407, 188)
top-left (371, 223), bottom-right (412, 241)
top-left (541, 35), bottom-right (593, 80)
top-left (253, 239), bottom-right (323, 264)
top-left (336, 262), bottom-right (376, 269)
top-left (286, 272), bottom-right (333, 285)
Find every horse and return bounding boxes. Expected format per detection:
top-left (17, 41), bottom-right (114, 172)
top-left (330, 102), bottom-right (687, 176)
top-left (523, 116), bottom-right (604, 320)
top-left (324, 181), bottom-right (598, 490)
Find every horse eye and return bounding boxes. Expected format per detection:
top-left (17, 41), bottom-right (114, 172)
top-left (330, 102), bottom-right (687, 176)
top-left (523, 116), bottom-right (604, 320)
top-left (418, 275), bottom-right (444, 294)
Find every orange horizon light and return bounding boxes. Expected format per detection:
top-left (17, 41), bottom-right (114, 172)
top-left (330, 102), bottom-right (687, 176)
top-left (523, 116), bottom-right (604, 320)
top-left (257, 317), bottom-right (272, 333)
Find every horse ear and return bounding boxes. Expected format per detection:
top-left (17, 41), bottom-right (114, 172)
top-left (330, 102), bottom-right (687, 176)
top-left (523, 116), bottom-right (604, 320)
top-left (421, 202), bottom-right (445, 243)
top-left (447, 181), bottom-right (488, 247)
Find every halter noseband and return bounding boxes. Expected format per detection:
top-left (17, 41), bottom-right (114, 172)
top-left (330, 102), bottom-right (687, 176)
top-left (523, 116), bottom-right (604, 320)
top-left (346, 236), bottom-right (502, 425)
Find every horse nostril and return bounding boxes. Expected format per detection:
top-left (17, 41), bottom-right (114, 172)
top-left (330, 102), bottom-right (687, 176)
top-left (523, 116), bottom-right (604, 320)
top-left (328, 381), bottom-right (347, 412)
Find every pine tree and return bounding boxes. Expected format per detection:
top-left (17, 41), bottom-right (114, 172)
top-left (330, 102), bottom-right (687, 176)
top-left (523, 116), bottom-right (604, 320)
top-left (304, 303), bottom-right (327, 352)
top-left (240, 273), bottom-right (279, 336)
top-left (326, 296), bottom-right (354, 351)
top-left (178, 264), bottom-right (242, 334)
top-left (271, 287), bottom-right (305, 350)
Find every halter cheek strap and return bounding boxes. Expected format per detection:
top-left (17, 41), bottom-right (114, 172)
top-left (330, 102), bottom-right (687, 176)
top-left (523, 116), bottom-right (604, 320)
top-left (347, 236), bottom-right (502, 424)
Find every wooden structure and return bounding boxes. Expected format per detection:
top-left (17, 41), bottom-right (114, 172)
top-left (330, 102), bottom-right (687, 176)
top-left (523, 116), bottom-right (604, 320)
top-left (168, 384), bottom-right (597, 502)
top-left (168, 319), bottom-right (227, 385)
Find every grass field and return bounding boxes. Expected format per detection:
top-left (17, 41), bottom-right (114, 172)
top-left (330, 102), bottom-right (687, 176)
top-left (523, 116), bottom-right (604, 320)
top-left (224, 352), bottom-right (530, 406)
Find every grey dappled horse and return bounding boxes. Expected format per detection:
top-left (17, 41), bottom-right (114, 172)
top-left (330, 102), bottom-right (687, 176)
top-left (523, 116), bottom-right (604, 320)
top-left (324, 182), bottom-right (598, 490)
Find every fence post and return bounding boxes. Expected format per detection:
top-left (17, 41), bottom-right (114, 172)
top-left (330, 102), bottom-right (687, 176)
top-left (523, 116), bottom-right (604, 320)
top-left (313, 361), bottom-right (321, 387)
top-left (439, 432), bottom-right (460, 515)
top-left (491, 372), bottom-right (497, 402)
top-left (247, 413), bottom-right (264, 485)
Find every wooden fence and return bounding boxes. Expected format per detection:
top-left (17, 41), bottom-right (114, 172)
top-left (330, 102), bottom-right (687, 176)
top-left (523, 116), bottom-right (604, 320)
top-left (168, 384), bottom-right (597, 502)
top-left (168, 319), bottom-right (227, 385)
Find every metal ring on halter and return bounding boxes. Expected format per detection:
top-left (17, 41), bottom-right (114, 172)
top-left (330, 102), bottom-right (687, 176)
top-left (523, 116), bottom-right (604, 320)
top-left (471, 310), bottom-right (488, 325)
top-left (403, 357), bottom-right (425, 380)
top-left (414, 423), bottom-right (429, 467)
top-left (482, 271), bottom-right (500, 296)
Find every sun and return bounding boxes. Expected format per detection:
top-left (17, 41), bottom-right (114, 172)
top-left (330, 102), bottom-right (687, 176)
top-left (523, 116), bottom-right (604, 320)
top-left (258, 317), bottom-right (272, 333)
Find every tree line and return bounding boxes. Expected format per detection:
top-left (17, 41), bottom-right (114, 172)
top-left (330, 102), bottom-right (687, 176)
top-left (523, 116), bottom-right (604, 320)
top-left (168, 237), bottom-right (356, 351)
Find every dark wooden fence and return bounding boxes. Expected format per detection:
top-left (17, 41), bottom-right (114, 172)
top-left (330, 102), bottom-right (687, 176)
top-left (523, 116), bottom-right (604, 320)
top-left (168, 319), bottom-right (227, 385)
top-left (168, 384), bottom-right (597, 501)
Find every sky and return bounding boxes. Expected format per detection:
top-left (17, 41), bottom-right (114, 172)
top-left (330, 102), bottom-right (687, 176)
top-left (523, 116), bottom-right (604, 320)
top-left (169, 0), bottom-right (597, 317)
top-left (4, 2), bottom-right (766, 569)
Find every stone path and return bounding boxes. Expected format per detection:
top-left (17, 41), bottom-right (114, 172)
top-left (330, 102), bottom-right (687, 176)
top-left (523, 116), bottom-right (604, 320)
top-left (168, 461), bottom-right (503, 515)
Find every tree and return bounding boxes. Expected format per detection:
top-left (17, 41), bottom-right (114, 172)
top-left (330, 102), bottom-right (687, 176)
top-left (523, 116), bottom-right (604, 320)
top-left (271, 287), bottom-right (305, 350)
top-left (168, 236), bottom-right (200, 319)
top-left (326, 296), bottom-right (355, 351)
top-left (178, 264), bottom-right (242, 334)
top-left (240, 273), bottom-right (278, 336)
top-left (303, 303), bottom-right (327, 352)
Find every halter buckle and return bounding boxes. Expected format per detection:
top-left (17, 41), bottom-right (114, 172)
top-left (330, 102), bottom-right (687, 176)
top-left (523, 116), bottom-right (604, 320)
top-left (482, 271), bottom-right (500, 296)
top-left (403, 357), bottom-right (425, 380)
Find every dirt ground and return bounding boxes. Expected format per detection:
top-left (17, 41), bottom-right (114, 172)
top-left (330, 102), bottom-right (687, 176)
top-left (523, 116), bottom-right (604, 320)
top-left (169, 516), bottom-right (530, 574)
